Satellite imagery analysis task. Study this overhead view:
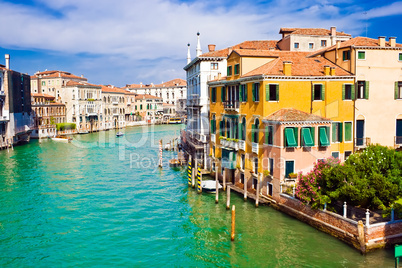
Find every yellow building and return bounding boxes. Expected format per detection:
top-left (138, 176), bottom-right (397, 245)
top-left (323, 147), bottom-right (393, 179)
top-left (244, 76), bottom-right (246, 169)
top-left (209, 49), bottom-right (354, 199)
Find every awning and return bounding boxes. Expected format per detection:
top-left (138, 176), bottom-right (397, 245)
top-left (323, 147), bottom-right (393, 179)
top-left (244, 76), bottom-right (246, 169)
top-left (319, 127), bottom-right (330, 146)
top-left (302, 128), bottom-right (314, 147)
top-left (285, 128), bottom-right (297, 147)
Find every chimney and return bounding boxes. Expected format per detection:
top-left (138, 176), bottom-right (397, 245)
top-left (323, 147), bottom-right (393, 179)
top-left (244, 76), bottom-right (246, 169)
top-left (5, 54), bottom-right (10, 70)
top-left (283, 61), bottom-right (292, 76)
top-left (330, 67), bottom-right (336, 76)
top-left (336, 41), bottom-right (341, 49)
top-left (389, 37), bottom-right (396, 47)
top-left (324, 65), bottom-right (330, 76)
top-left (330, 26), bottom-right (336, 36)
top-left (378, 36), bottom-right (386, 47)
top-left (81, 74), bottom-right (84, 78)
top-left (217, 72), bottom-right (221, 79)
top-left (208, 44), bottom-right (216, 52)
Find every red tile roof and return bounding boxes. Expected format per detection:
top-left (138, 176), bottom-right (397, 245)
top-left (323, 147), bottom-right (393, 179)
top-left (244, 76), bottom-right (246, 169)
top-left (65, 81), bottom-right (101, 88)
top-left (134, 94), bottom-right (163, 100)
top-left (100, 85), bottom-right (128, 94)
top-left (31, 93), bottom-right (55, 99)
top-left (31, 70), bottom-right (87, 80)
top-left (242, 51), bottom-right (352, 77)
top-left (279, 28), bottom-right (351, 37)
top-left (264, 108), bottom-right (331, 122)
top-left (127, 78), bottom-right (186, 89)
top-left (200, 40), bottom-right (280, 58)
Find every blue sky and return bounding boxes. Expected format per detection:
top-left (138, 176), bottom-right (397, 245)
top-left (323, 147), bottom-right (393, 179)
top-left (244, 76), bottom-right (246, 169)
top-left (0, 0), bottom-right (401, 87)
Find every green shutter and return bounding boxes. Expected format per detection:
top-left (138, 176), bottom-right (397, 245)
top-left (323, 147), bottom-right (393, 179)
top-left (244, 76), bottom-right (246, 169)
top-left (332, 123), bottom-right (336, 142)
top-left (294, 127), bottom-right (298, 146)
top-left (339, 122), bottom-right (343, 142)
top-left (241, 122), bottom-right (245, 140)
top-left (342, 51), bottom-right (346, 61)
top-left (311, 127), bottom-right (315, 146)
top-left (364, 81), bottom-right (369, 99)
top-left (239, 85), bottom-right (243, 102)
top-left (276, 84), bottom-right (279, 101)
top-left (345, 122), bottom-right (352, 141)
top-left (221, 87), bottom-right (224, 102)
top-left (251, 124), bottom-right (255, 142)
top-left (342, 84), bottom-right (345, 100)
top-left (265, 84), bottom-right (269, 101)
top-left (265, 126), bottom-right (268, 144)
top-left (311, 85), bottom-right (314, 101)
top-left (244, 85), bottom-right (248, 102)
top-left (321, 84), bottom-right (325, 101)
top-left (319, 127), bottom-right (330, 146)
top-left (301, 128), bottom-right (314, 147)
top-left (284, 128), bottom-right (297, 147)
top-left (227, 66), bottom-right (230, 76)
top-left (252, 83), bottom-right (255, 102)
top-left (210, 120), bottom-right (213, 133)
top-left (395, 82), bottom-right (399, 99)
top-left (351, 84), bottom-right (355, 100)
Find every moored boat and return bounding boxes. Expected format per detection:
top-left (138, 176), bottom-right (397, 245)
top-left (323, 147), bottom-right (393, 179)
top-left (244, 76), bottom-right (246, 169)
top-left (116, 132), bottom-right (124, 137)
top-left (51, 136), bottom-right (72, 143)
top-left (201, 180), bottom-right (222, 193)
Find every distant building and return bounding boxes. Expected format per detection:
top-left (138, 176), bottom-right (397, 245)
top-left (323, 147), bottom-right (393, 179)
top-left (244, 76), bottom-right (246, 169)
top-left (277, 27), bottom-right (351, 51)
top-left (126, 78), bottom-right (187, 113)
top-left (31, 93), bottom-right (66, 138)
top-left (134, 94), bottom-right (163, 124)
top-left (0, 54), bottom-right (33, 147)
top-left (124, 91), bottom-right (139, 126)
top-left (101, 85), bottom-right (127, 130)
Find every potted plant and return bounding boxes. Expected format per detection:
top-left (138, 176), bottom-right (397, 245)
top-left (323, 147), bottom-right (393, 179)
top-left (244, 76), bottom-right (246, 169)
top-left (288, 172), bottom-right (297, 178)
top-left (263, 170), bottom-right (270, 177)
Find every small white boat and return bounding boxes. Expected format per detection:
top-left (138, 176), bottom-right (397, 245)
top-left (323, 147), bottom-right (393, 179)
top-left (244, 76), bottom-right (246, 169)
top-left (51, 136), bottom-right (72, 143)
top-left (201, 180), bottom-right (222, 193)
top-left (116, 132), bottom-right (124, 137)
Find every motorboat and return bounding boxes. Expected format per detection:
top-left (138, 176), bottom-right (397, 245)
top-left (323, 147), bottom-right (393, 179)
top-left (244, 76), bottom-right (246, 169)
top-left (51, 136), bottom-right (72, 143)
top-left (201, 180), bottom-right (222, 193)
top-left (116, 132), bottom-right (124, 137)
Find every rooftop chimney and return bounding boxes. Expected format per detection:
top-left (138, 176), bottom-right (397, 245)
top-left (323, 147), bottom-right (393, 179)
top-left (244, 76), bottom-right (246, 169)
top-left (330, 26), bottom-right (336, 36)
top-left (187, 43), bottom-right (191, 64)
top-left (378, 36), bottom-right (386, 47)
top-left (283, 61), bottom-right (292, 76)
top-left (5, 54), bottom-right (10, 70)
top-left (208, 44), bottom-right (216, 52)
top-left (196, 32), bottom-right (202, 57)
top-left (324, 65), bottom-right (330, 76)
top-left (389, 37), bottom-right (396, 47)
top-left (330, 67), bottom-right (336, 76)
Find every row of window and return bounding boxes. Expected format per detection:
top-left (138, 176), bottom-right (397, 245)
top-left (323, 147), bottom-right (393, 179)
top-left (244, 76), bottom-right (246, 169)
top-left (343, 51), bottom-right (402, 61)
top-left (227, 64), bottom-right (240, 76)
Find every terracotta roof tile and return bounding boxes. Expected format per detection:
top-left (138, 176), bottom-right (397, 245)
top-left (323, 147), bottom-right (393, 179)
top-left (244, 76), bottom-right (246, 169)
top-left (100, 85), bottom-right (128, 94)
top-left (242, 51), bottom-right (352, 77)
top-left (64, 81), bottom-right (101, 88)
top-left (279, 28), bottom-right (351, 37)
top-left (264, 108), bottom-right (331, 122)
top-left (134, 94), bottom-right (163, 100)
top-left (200, 40), bottom-right (279, 58)
top-left (31, 93), bottom-right (55, 99)
top-left (31, 70), bottom-right (87, 80)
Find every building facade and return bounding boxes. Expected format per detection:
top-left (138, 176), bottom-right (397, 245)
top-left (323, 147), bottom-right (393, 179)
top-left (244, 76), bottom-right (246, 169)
top-left (0, 54), bottom-right (33, 148)
top-left (101, 85), bottom-right (127, 130)
top-left (134, 94), bottom-right (163, 124)
top-left (31, 93), bottom-right (66, 138)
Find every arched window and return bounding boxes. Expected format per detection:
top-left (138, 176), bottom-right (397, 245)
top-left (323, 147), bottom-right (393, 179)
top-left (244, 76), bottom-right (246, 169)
top-left (253, 118), bottom-right (259, 143)
top-left (211, 114), bottom-right (216, 134)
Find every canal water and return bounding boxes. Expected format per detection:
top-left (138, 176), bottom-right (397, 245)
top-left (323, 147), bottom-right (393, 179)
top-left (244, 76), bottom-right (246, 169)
top-left (0, 125), bottom-right (395, 267)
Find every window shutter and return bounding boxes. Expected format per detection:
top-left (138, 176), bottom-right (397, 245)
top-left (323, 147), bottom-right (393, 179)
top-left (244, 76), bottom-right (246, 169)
top-left (252, 83), bottom-right (255, 102)
top-left (294, 127), bottom-right (298, 146)
top-left (244, 85), bottom-right (248, 102)
top-left (221, 87), bottom-right (224, 102)
top-left (332, 123), bottom-right (336, 142)
top-left (311, 127), bottom-right (315, 146)
top-left (276, 84), bottom-right (279, 101)
top-left (311, 85), bottom-right (314, 101)
top-left (351, 84), bottom-right (355, 100)
top-left (339, 122), bottom-right (343, 142)
top-left (395, 82), bottom-right (399, 99)
top-left (210, 120), bottom-right (213, 133)
top-left (265, 84), bottom-right (269, 101)
top-left (242, 122), bottom-right (245, 140)
top-left (239, 85), bottom-right (243, 102)
top-left (321, 84), bottom-right (325, 101)
top-left (364, 81), bottom-right (369, 99)
top-left (265, 126), bottom-right (268, 144)
top-left (342, 84), bottom-right (345, 100)
top-left (251, 124), bottom-right (255, 142)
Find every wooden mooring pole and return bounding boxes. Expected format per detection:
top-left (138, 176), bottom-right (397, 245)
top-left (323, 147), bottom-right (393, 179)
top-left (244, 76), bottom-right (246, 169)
top-left (215, 166), bottom-right (219, 204)
top-left (231, 205), bottom-right (235, 241)
top-left (226, 186), bottom-right (230, 210)
top-left (158, 139), bottom-right (163, 168)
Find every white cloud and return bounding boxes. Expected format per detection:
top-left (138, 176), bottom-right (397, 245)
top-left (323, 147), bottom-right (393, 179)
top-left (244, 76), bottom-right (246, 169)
top-left (0, 0), bottom-right (400, 85)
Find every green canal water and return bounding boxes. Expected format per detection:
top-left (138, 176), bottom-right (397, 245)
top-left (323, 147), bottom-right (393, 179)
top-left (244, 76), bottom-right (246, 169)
top-left (0, 125), bottom-right (395, 267)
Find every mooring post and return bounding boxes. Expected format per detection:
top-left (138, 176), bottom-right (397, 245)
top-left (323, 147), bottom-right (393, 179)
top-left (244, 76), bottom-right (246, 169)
top-left (226, 186), bottom-right (231, 210)
top-left (188, 155), bottom-right (192, 187)
top-left (292, 185), bottom-right (295, 198)
top-left (391, 207), bottom-right (395, 222)
top-left (280, 183), bottom-right (283, 194)
top-left (231, 205), bottom-right (235, 241)
top-left (199, 170), bottom-right (203, 193)
top-left (215, 166), bottom-right (219, 203)
top-left (343, 202), bottom-right (347, 218)
top-left (255, 174), bottom-right (260, 208)
top-left (158, 139), bottom-right (163, 168)
top-left (366, 209), bottom-right (370, 227)
top-left (192, 159), bottom-right (196, 188)
top-left (223, 168), bottom-right (226, 191)
top-left (244, 175), bottom-right (247, 201)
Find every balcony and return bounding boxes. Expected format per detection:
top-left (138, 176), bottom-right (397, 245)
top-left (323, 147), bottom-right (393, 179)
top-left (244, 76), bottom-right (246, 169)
top-left (127, 102), bottom-right (131, 106)
top-left (220, 138), bottom-right (239, 150)
top-left (252, 142), bottom-right (259, 154)
top-left (211, 134), bottom-right (216, 143)
top-left (395, 136), bottom-right (402, 149)
top-left (187, 98), bottom-right (200, 107)
top-left (355, 137), bottom-right (371, 150)
top-left (112, 101), bottom-right (118, 105)
top-left (223, 101), bottom-right (239, 112)
top-left (238, 140), bottom-right (245, 151)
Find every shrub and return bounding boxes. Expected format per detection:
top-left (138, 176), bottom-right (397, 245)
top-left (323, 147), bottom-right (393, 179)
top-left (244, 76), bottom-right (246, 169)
top-left (56, 123), bottom-right (76, 131)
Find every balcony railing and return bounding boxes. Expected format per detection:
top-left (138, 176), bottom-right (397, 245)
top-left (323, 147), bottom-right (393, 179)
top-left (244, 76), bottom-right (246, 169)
top-left (238, 140), bottom-right (245, 151)
top-left (187, 98), bottom-right (200, 107)
top-left (252, 142), bottom-right (259, 154)
top-left (355, 137), bottom-right (371, 148)
top-left (223, 101), bottom-right (239, 111)
top-left (395, 136), bottom-right (402, 149)
top-left (112, 101), bottom-right (118, 105)
top-left (220, 138), bottom-right (239, 150)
